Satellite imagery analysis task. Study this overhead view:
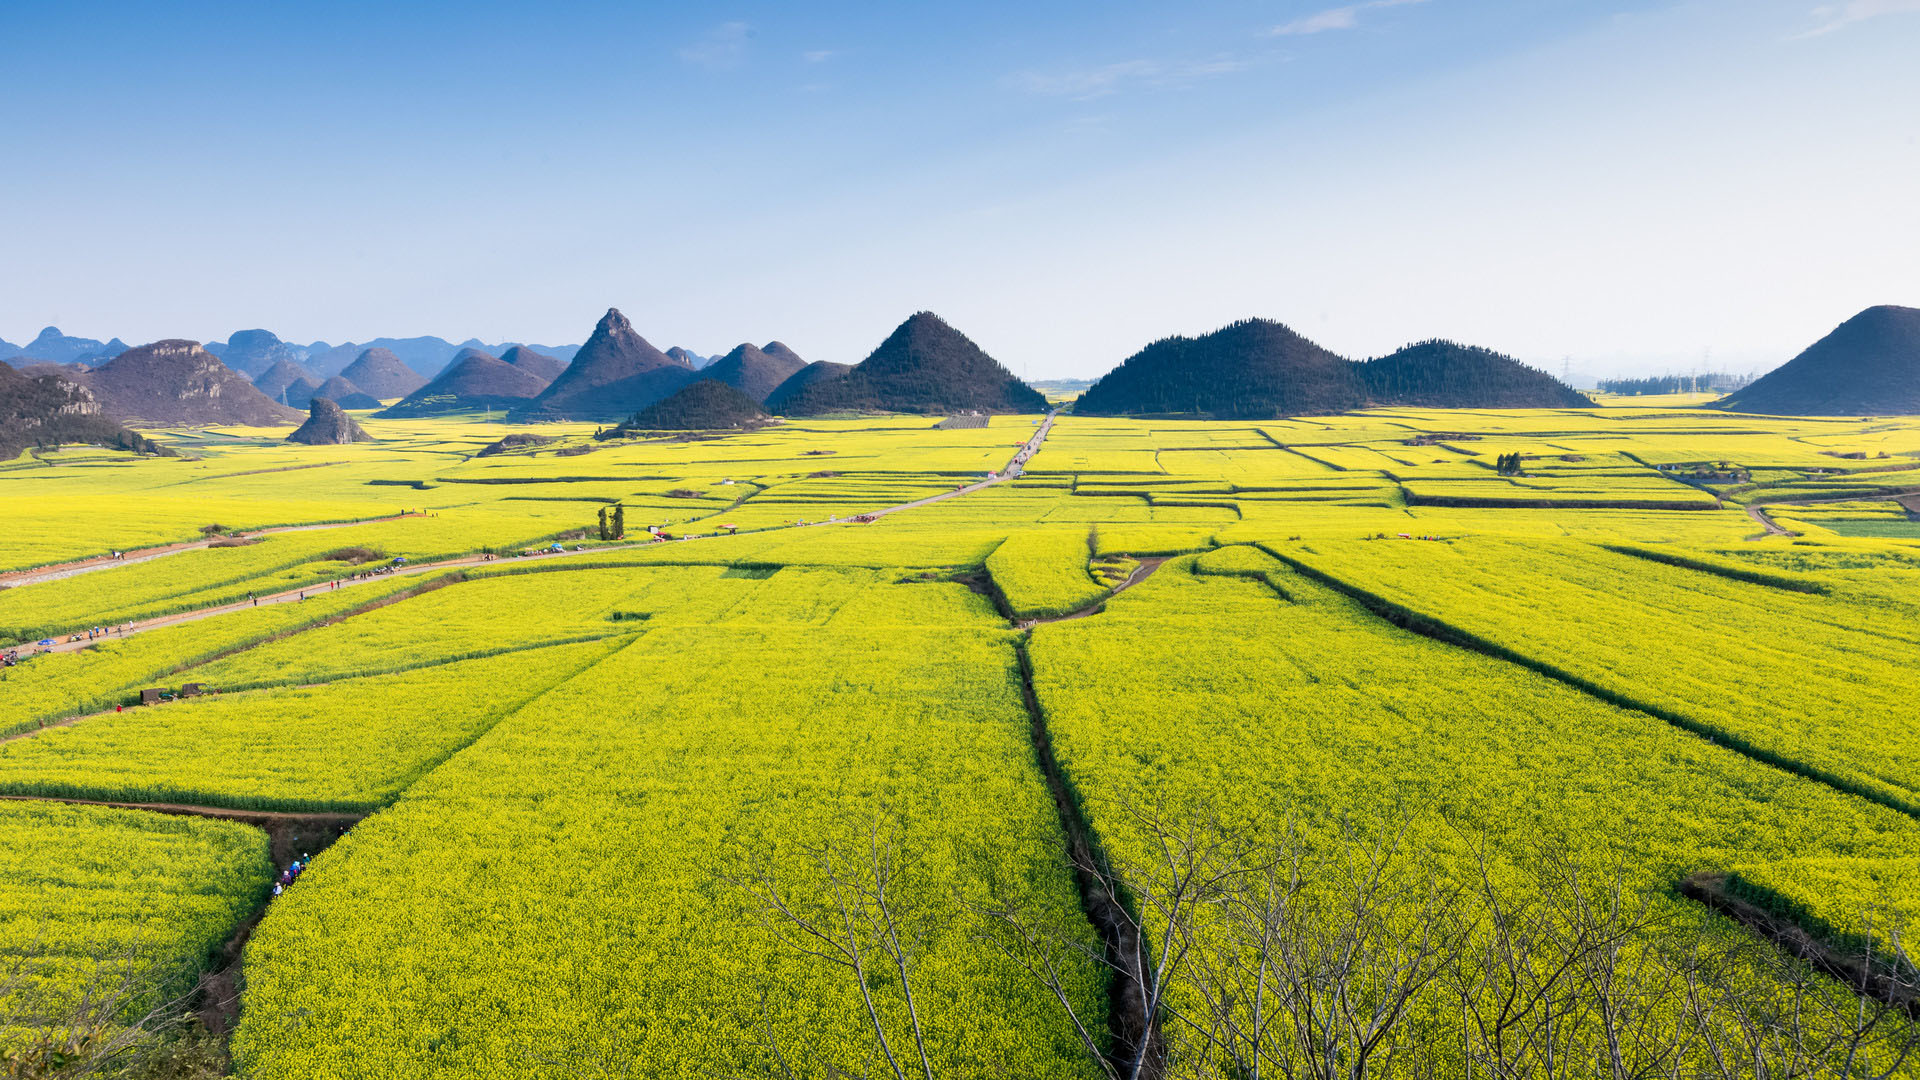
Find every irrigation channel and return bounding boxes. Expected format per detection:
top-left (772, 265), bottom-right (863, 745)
top-left (5, 412), bottom-right (1111, 1056)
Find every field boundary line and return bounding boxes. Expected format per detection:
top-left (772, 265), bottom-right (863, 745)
top-left (1260, 544), bottom-right (1920, 822)
top-left (1013, 637), bottom-right (1163, 1076)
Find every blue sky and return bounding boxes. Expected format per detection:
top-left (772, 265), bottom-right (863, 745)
top-left (2, 0), bottom-right (1917, 378)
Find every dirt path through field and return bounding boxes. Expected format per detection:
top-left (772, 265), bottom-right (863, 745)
top-left (21, 414), bottom-right (1061, 653)
top-left (1741, 487), bottom-right (1920, 540)
top-left (1018, 556), bottom-right (1169, 629)
top-left (0, 511), bottom-right (430, 586)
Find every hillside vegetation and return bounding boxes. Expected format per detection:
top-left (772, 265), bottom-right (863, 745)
top-left (1075, 319), bottom-right (1593, 417)
top-left (778, 312), bottom-right (1047, 415)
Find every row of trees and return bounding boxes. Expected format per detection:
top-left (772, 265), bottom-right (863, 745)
top-left (726, 799), bottom-right (1919, 1080)
top-left (1495, 453), bottom-right (1526, 477)
top-left (596, 504), bottom-right (625, 542)
top-left (1598, 374), bottom-right (1754, 396)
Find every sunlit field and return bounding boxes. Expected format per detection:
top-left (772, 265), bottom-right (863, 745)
top-left (5, 402), bottom-right (1920, 1077)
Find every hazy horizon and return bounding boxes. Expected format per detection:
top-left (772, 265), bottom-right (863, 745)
top-left (4, 0), bottom-right (1916, 380)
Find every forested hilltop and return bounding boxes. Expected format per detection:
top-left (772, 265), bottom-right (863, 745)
top-left (1074, 318), bottom-right (1591, 417)
top-left (1358, 340), bottom-right (1595, 408)
top-left (778, 312), bottom-right (1047, 415)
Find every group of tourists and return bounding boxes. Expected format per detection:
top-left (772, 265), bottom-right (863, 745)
top-left (271, 854), bottom-right (313, 898)
top-left (1, 648), bottom-right (20, 668)
top-left (81, 624), bottom-right (127, 641)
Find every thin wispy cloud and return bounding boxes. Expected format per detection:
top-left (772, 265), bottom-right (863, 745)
top-left (1010, 55), bottom-right (1249, 100)
top-left (679, 21), bottom-right (752, 70)
top-left (1796, 0), bottom-right (1920, 37)
top-left (1269, 0), bottom-right (1430, 37)
top-left (802, 49), bottom-right (837, 64)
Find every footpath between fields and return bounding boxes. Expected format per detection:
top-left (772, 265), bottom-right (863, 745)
top-left (24, 413), bottom-right (1061, 654)
top-left (0, 511), bottom-right (432, 587)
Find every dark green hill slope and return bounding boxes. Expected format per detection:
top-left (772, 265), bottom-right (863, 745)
top-left (1358, 341), bottom-right (1594, 408)
top-left (611, 379), bottom-right (770, 432)
top-left (779, 312), bottom-right (1045, 416)
top-left (1712, 305), bottom-right (1920, 415)
top-left (1074, 319), bottom-right (1362, 419)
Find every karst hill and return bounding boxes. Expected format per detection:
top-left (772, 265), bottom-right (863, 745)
top-left (776, 312), bottom-right (1046, 416)
top-left (513, 309), bottom-right (696, 421)
top-left (1712, 305), bottom-right (1920, 416)
top-left (1074, 319), bottom-right (1592, 418)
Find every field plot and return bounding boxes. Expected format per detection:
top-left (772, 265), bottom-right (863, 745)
top-left (0, 639), bottom-right (618, 811)
top-left (1028, 550), bottom-right (1920, 1071)
top-left (1273, 537), bottom-right (1920, 814)
top-left (232, 571), bottom-right (1102, 1079)
top-left (0, 573), bottom-right (429, 737)
top-left (5, 402), bottom-right (1920, 1076)
top-left (0, 802), bottom-right (268, 1039)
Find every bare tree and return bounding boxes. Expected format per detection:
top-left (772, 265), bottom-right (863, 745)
top-left (0, 941), bottom-right (224, 1080)
top-left (725, 812), bottom-right (938, 1080)
top-left (731, 800), bottom-right (1920, 1080)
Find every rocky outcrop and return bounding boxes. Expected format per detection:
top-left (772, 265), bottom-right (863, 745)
top-left (285, 398), bottom-right (373, 444)
top-left (75, 340), bottom-right (303, 426)
top-left (476, 432), bottom-right (558, 456)
top-left (0, 361), bottom-right (170, 459)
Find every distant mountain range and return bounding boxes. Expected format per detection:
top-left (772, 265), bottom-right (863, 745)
top-left (12, 303), bottom-right (1916, 435)
top-left (1074, 319), bottom-right (1593, 417)
top-left (1711, 305), bottom-right (1920, 416)
top-left (0, 327), bottom-right (580, 380)
top-left (210, 330), bottom-right (582, 380)
top-left (0, 328), bottom-right (130, 366)
top-left (378, 347), bottom-right (561, 418)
